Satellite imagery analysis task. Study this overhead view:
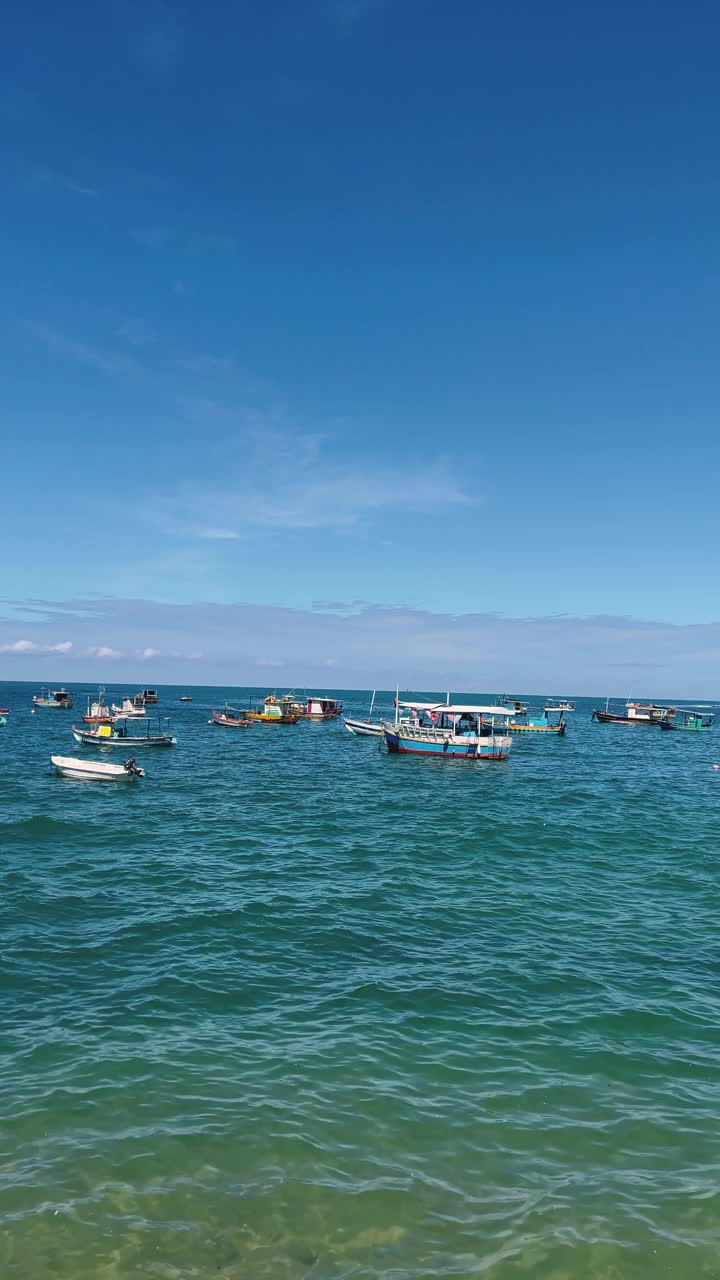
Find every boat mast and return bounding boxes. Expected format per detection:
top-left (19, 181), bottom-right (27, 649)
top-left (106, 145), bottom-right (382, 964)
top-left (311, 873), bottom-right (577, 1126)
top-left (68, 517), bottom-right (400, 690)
top-left (369, 689), bottom-right (376, 719)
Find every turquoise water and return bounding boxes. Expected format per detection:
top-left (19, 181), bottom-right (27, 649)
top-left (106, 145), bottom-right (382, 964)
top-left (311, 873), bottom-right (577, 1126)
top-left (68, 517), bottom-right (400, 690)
top-left (2, 684), bottom-right (720, 1278)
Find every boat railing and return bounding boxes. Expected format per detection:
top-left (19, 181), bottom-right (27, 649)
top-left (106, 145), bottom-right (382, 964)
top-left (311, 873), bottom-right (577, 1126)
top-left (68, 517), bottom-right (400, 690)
top-left (383, 720), bottom-right (508, 741)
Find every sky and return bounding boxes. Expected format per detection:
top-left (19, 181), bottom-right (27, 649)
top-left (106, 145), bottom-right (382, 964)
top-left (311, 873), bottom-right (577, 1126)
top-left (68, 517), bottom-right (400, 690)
top-left (2, 1), bottom-right (720, 693)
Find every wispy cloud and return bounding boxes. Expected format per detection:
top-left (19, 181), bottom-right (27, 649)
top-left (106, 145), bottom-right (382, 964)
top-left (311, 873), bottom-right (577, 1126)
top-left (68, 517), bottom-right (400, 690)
top-left (89, 645), bottom-right (122, 658)
top-left (116, 317), bottom-right (156, 346)
top-left (27, 323), bottom-right (139, 377)
top-left (27, 167), bottom-right (99, 199)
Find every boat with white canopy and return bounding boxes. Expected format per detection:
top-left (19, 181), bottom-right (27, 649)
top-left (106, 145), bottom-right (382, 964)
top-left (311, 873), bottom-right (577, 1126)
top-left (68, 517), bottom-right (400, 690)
top-left (72, 717), bottom-right (176, 747)
top-left (382, 700), bottom-right (513, 760)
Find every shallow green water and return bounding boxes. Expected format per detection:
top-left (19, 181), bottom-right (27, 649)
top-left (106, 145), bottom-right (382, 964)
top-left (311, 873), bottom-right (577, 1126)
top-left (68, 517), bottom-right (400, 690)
top-left (2, 684), bottom-right (720, 1278)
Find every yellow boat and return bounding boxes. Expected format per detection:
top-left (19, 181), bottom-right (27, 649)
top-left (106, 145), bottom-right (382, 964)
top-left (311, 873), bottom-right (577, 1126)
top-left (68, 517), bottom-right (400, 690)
top-left (244, 694), bottom-right (300, 724)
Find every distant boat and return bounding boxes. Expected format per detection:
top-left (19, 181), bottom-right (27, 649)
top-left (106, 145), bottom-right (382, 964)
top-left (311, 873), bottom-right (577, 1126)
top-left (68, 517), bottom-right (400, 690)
top-left (178, 695), bottom-right (193, 702)
top-left (543, 698), bottom-right (576, 713)
top-left (592, 700), bottom-right (675, 725)
top-left (111, 696), bottom-right (146, 719)
top-left (52, 754), bottom-right (145, 780)
top-left (244, 694), bottom-right (300, 724)
top-left (33, 687), bottom-right (73, 709)
top-left (499, 695), bottom-right (529, 716)
top-left (344, 690), bottom-right (382, 736)
top-left (82, 687), bottom-right (114, 725)
top-left (140, 689), bottom-right (159, 704)
top-left (210, 705), bottom-right (252, 727)
top-left (301, 695), bottom-right (343, 720)
top-left (72, 717), bottom-right (176, 747)
top-left (659, 708), bottom-right (713, 732)
top-left (382, 700), bottom-right (514, 760)
top-left (509, 707), bottom-right (567, 736)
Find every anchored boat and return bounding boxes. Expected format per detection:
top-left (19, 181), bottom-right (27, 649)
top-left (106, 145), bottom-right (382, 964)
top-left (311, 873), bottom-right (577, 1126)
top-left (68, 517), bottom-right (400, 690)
top-left (52, 754), bottom-right (145, 780)
top-left (543, 698), bottom-right (575, 713)
top-left (302, 695), bottom-right (343, 720)
top-left (82, 687), bottom-right (114, 725)
top-left (210, 705), bottom-right (252, 727)
top-left (509, 707), bottom-right (567, 736)
top-left (33, 687), bottom-right (73, 709)
top-left (140, 689), bottom-right (158, 704)
top-left (344, 690), bottom-right (383, 736)
top-left (244, 694), bottom-right (300, 724)
top-left (659, 708), bottom-right (714, 732)
top-left (592, 700), bottom-right (675, 725)
top-left (72, 717), bottom-right (176, 747)
top-left (382, 701), bottom-right (513, 760)
top-left (111, 695), bottom-right (146, 718)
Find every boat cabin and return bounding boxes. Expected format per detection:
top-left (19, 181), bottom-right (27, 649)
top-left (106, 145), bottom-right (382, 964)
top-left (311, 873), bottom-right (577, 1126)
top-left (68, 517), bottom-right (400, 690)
top-left (34, 687), bottom-right (73, 707)
top-left (396, 701), bottom-right (513, 737)
top-left (626, 701), bottom-right (675, 722)
top-left (305, 695), bottom-right (343, 718)
top-left (140, 689), bottom-right (158, 703)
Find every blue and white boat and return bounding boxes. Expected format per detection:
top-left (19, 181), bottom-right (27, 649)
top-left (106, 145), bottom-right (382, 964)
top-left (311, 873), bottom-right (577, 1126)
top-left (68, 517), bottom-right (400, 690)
top-left (382, 701), bottom-right (513, 761)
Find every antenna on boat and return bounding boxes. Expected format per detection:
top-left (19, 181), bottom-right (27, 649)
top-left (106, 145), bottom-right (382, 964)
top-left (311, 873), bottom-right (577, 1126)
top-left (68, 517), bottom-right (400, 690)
top-left (395, 682), bottom-right (399, 726)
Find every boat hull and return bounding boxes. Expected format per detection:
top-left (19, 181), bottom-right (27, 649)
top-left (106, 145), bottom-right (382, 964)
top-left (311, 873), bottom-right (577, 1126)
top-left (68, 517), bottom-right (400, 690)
top-left (33, 700), bottom-right (72, 709)
top-left (211, 713), bottom-right (251, 727)
top-left (71, 727), bottom-right (175, 747)
top-left (244, 712), bottom-right (299, 724)
top-left (344, 717), bottom-right (382, 736)
top-left (659, 721), bottom-right (712, 732)
top-left (51, 754), bottom-right (144, 780)
top-left (592, 711), bottom-right (661, 725)
top-left (509, 721), bottom-right (566, 735)
top-left (383, 727), bottom-right (511, 760)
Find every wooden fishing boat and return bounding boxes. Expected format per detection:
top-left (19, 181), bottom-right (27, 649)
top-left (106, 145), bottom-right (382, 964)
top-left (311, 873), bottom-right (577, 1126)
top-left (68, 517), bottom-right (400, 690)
top-left (140, 689), bottom-right (158, 703)
top-left (344, 690), bottom-right (382, 736)
top-left (210, 705), bottom-right (252, 727)
top-left (244, 694), bottom-right (300, 724)
top-left (659, 708), bottom-right (713, 732)
top-left (72, 717), bottom-right (176, 747)
top-left (382, 701), bottom-right (513, 761)
top-left (52, 754), bottom-right (145, 780)
top-left (499, 695), bottom-right (529, 716)
top-left (592, 700), bottom-right (675, 725)
top-left (33, 687), bottom-right (73, 709)
top-left (509, 707), bottom-right (567, 736)
top-left (82, 687), bottom-right (114, 724)
top-left (301, 695), bottom-right (343, 720)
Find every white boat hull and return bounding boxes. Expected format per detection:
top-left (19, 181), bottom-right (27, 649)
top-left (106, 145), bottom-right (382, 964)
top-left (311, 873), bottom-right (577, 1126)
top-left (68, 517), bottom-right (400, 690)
top-left (51, 755), bottom-right (144, 781)
top-left (344, 717), bottom-right (383, 737)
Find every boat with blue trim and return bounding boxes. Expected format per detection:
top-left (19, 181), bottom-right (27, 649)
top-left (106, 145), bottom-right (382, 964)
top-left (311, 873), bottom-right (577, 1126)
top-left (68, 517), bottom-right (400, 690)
top-left (659, 707), bottom-right (713, 732)
top-left (382, 701), bottom-right (513, 760)
top-left (509, 707), bottom-right (567, 735)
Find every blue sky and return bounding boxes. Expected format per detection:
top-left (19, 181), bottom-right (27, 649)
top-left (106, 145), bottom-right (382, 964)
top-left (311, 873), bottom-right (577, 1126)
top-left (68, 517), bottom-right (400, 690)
top-left (2, 1), bottom-right (719, 690)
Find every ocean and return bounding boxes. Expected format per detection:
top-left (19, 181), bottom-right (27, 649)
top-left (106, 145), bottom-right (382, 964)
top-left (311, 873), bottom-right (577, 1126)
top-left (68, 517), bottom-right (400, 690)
top-left (2, 683), bottom-right (720, 1278)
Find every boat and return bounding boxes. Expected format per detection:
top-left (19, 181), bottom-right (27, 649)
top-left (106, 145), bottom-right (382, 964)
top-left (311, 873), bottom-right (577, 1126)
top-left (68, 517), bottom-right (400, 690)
top-left (344, 690), bottom-right (382, 736)
top-left (140, 689), bottom-right (158, 704)
top-left (592, 700), bottom-right (675, 725)
top-left (111, 695), bottom-right (146, 718)
top-left (244, 694), bottom-right (300, 724)
top-left (301, 695), bottom-right (343, 720)
top-left (543, 698), bottom-right (575, 713)
top-left (509, 707), bottom-right (567, 736)
top-left (179, 695), bottom-right (193, 702)
top-left (33, 687), bottom-right (73, 709)
top-left (659, 708), bottom-right (714, 732)
top-left (499, 695), bottom-right (529, 716)
top-left (72, 717), bottom-right (176, 747)
top-left (210, 705), bottom-right (252, 727)
top-left (382, 701), bottom-right (513, 760)
top-left (52, 754), bottom-right (145, 780)
top-left (82, 687), bottom-right (114, 724)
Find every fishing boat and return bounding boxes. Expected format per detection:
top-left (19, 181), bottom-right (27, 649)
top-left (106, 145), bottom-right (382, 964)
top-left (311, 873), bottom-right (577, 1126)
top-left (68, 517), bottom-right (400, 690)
top-left (659, 708), bottom-right (714, 732)
top-left (111, 695), bottom-right (146, 718)
top-left (499, 695), bottom-right (529, 716)
top-left (344, 690), bottom-right (382, 736)
top-left (543, 698), bottom-right (575, 713)
top-left (301, 695), bottom-right (343, 720)
top-left (592, 700), bottom-right (675, 725)
top-left (51, 754), bottom-right (145, 780)
top-left (382, 701), bottom-right (513, 760)
top-left (82, 687), bottom-right (114, 724)
top-left (179, 695), bottom-right (193, 702)
top-left (244, 694), bottom-right (300, 724)
top-left (140, 689), bottom-right (159, 704)
top-left (33, 687), bottom-right (73, 709)
top-left (509, 707), bottom-right (567, 736)
top-left (210, 705), bottom-right (252, 727)
top-left (72, 717), bottom-right (176, 747)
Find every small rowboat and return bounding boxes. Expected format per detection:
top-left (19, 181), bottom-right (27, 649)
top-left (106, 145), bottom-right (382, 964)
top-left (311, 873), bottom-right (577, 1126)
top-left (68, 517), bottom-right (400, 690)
top-left (51, 754), bottom-right (145, 780)
top-left (344, 690), bottom-right (382, 736)
top-left (210, 706), bottom-right (252, 727)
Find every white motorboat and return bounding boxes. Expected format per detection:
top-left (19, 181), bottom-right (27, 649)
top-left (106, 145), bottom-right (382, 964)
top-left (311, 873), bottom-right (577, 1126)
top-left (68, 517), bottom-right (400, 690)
top-left (111, 696), bottom-right (146, 719)
top-left (51, 754), bottom-right (145, 780)
top-left (344, 690), bottom-right (383, 736)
